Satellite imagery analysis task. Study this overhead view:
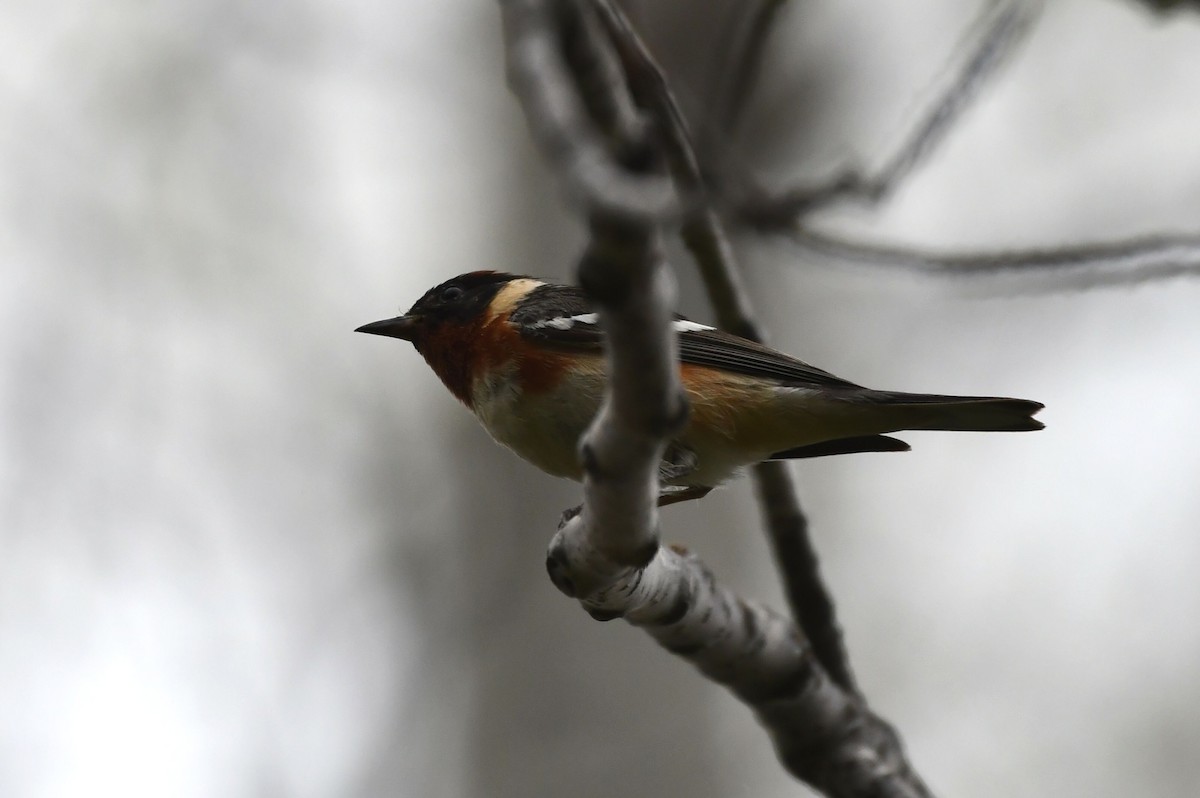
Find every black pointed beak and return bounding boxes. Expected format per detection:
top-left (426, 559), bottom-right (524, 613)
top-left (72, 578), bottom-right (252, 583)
top-left (355, 314), bottom-right (420, 341)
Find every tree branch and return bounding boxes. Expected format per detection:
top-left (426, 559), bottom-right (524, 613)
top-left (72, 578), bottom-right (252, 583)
top-left (505, 4), bottom-right (935, 796)
top-left (467, 0), bottom-right (1195, 792)
top-left (789, 228), bottom-right (1200, 290)
top-left (551, 222), bottom-right (686, 586)
top-left (550, 527), bottom-right (934, 798)
top-left (594, 0), bottom-right (862, 698)
top-left (752, 461), bottom-right (860, 696)
top-left (544, 220), bottom-right (934, 798)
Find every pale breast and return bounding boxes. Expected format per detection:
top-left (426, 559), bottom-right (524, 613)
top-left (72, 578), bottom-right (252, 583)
top-left (471, 364), bottom-right (605, 481)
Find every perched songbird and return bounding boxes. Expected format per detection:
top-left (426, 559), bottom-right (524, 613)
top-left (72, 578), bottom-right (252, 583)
top-left (357, 271), bottom-right (1043, 502)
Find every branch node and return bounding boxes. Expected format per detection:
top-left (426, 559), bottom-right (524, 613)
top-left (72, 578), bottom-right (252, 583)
top-left (626, 538), bottom-right (660, 569)
top-left (546, 536), bottom-right (578, 597)
top-left (577, 440), bottom-right (604, 479)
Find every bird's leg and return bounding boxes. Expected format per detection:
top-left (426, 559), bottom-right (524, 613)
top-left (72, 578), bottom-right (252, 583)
top-left (560, 443), bottom-right (706, 523)
top-left (656, 444), bottom-right (711, 506)
top-left (657, 486), bottom-right (712, 507)
top-left (658, 442), bottom-right (698, 483)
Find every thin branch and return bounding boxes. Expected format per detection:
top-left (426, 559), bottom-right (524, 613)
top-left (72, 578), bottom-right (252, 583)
top-left (733, 0), bottom-right (1041, 226)
top-left (790, 228), bottom-right (1200, 290)
top-left (864, 0), bottom-right (1041, 203)
top-left (753, 461), bottom-right (860, 696)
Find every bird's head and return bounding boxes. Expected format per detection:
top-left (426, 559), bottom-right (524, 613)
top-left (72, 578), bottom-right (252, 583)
top-left (356, 270), bottom-right (535, 406)
top-left (356, 271), bottom-right (523, 346)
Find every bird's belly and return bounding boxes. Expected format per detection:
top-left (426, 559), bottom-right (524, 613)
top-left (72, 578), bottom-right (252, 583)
top-left (667, 437), bottom-right (752, 487)
top-left (471, 367), bottom-right (848, 488)
top-left (673, 383), bottom-right (840, 487)
top-left (471, 367), bottom-right (603, 481)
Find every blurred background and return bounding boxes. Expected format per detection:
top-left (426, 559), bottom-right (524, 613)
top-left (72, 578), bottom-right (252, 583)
top-left (2, 1), bottom-right (1199, 796)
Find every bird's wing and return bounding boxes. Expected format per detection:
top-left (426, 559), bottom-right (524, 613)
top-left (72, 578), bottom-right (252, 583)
top-left (674, 326), bottom-right (863, 389)
top-left (513, 285), bottom-right (863, 390)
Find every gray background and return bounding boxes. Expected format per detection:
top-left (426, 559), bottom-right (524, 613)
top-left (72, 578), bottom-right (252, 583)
top-left (2, 1), bottom-right (1199, 796)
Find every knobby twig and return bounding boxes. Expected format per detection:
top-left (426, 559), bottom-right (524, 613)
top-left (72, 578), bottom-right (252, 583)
top-left (548, 223), bottom-right (686, 595)
top-left (594, 0), bottom-right (862, 698)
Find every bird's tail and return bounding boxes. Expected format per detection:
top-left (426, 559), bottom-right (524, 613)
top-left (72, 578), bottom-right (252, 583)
top-left (861, 391), bottom-right (1045, 432)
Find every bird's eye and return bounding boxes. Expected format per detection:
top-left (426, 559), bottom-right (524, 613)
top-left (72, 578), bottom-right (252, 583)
top-left (440, 286), bottom-right (465, 303)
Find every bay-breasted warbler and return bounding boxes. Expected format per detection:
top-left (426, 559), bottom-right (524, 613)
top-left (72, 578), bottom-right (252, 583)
top-left (357, 271), bottom-right (1042, 502)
